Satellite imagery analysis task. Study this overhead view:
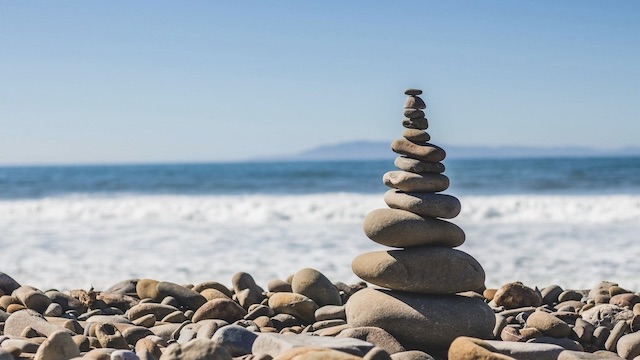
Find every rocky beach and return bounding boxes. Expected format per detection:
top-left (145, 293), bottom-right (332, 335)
top-left (1, 89), bottom-right (639, 360)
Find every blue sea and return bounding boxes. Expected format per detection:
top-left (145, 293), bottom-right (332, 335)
top-left (1, 157), bottom-right (639, 291)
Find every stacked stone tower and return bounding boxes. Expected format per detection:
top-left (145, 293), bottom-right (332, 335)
top-left (345, 89), bottom-right (495, 352)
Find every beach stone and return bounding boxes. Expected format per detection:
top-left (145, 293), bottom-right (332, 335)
top-left (13, 286), bottom-right (52, 314)
top-left (110, 350), bottom-right (138, 360)
top-left (192, 281), bottom-right (233, 298)
top-left (122, 326), bottom-right (153, 346)
top-left (558, 290), bottom-right (583, 302)
top-left (136, 279), bottom-right (160, 301)
top-left (252, 333), bottom-right (374, 358)
top-left (573, 318), bottom-right (595, 343)
top-left (291, 268), bottom-right (341, 307)
top-left (526, 311), bottom-right (571, 338)
top-left (0, 348), bottom-right (17, 360)
top-left (383, 171), bottom-right (449, 193)
top-left (33, 330), bottom-right (80, 360)
top-left (315, 305), bottom-right (346, 321)
top-left (363, 208), bottom-right (465, 248)
top-left (85, 315), bottom-right (132, 324)
top-left (581, 304), bottom-right (634, 329)
top-left (246, 304), bottom-right (274, 319)
top-left (0, 295), bottom-right (20, 311)
top-left (558, 350), bottom-right (622, 359)
top-left (268, 279), bottom-right (293, 293)
top-left (268, 292), bottom-right (318, 323)
top-left (486, 340), bottom-right (565, 359)
top-left (150, 323), bottom-right (182, 342)
top-left (391, 139), bottom-right (446, 162)
top-left (45, 291), bottom-right (87, 313)
top-left (616, 331), bottom-right (640, 359)
top-left (352, 248), bottom-right (484, 294)
top-left (527, 337), bottom-right (583, 351)
top-left (104, 279), bottom-right (139, 295)
top-left (404, 89), bottom-right (422, 96)
top-left (394, 157), bottom-right (445, 174)
top-left (448, 337), bottom-right (513, 360)
top-left (2, 338), bottom-right (41, 353)
top-left (160, 338), bottom-right (232, 360)
top-left (494, 282), bottom-right (542, 309)
top-left (402, 117), bottom-right (428, 130)
top-left (156, 281), bottom-right (207, 311)
top-left (594, 326), bottom-right (611, 348)
top-left (345, 288), bottom-right (495, 351)
top-left (402, 129), bottom-right (430, 143)
top-left (0, 272), bottom-right (21, 295)
top-left (404, 96), bottom-right (426, 110)
top-left (211, 324), bottom-right (257, 357)
top-left (403, 109), bottom-right (424, 119)
top-left (44, 303), bottom-right (63, 317)
top-left (606, 320), bottom-right (629, 352)
top-left (95, 323), bottom-right (129, 349)
top-left (191, 298), bottom-right (247, 323)
top-left (611, 293), bottom-right (640, 308)
top-left (384, 190), bottom-right (461, 219)
top-left (541, 285), bottom-right (564, 305)
top-left (5, 309), bottom-right (74, 337)
top-left (131, 314), bottom-right (156, 328)
top-left (390, 351), bottom-right (435, 360)
top-left (274, 347), bottom-right (363, 360)
top-left (200, 288), bottom-right (230, 301)
top-left (337, 327), bottom-right (405, 354)
top-left (232, 272), bottom-right (264, 310)
top-left (135, 338), bottom-right (162, 360)
top-left (161, 310), bottom-right (187, 323)
top-left (128, 303), bottom-right (179, 322)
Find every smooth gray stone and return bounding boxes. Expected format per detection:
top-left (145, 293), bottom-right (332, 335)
top-left (86, 315), bottom-right (132, 324)
top-left (616, 331), bottom-right (640, 359)
top-left (160, 339), bottom-right (232, 360)
top-left (404, 89), bottom-right (422, 95)
top-left (558, 350), bottom-right (623, 359)
top-left (128, 303), bottom-right (180, 322)
top-left (394, 157), bottom-right (444, 174)
top-left (45, 291), bottom-right (87, 313)
top-left (4, 309), bottom-right (74, 337)
top-left (402, 129), bottom-right (430, 142)
top-left (1, 338), bottom-right (41, 353)
top-left (291, 268), bottom-right (341, 307)
top-left (485, 340), bottom-right (564, 360)
top-left (122, 326), bottom-right (154, 347)
top-left (351, 248), bottom-right (484, 294)
top-left (390, 350), bottom-right (435, 360)
top-left (403, 109), bottom-right (424, 119)
top-left (402, 117), bottom-right (428, 130)
top-left (345, 288), bottom-right (495, 351)
top-left (13, 286), bottom-right (52, 314)
top-left (383, 171), bottom-right (449, 193)
top-left (110, 350), bottom-right (139, 360)
top-left (391, 139), bottom-right (445, 162)
top-left (404, 96), bottom-right (426, 109)
top-left (540, 285), bottom-right (564, 305)
top-left (252, 333), bottom-right (374, 358)
top-left (362, 209), bottom-right (465, 248)
top-left (34, 330), bottom-right (81, 360)
top-left (104, 279), bottom-right (139, 295)
top-left (156, 282), bottom-right (207, 311)
top-left (528, 337), bottom-right (583, 351)
top-left (315, 305), bottom-right (346, 321)
top-left (211, 325), bottom-right (257, 357)
top-left (384, 189), bottom-right (461, 219)
top-left (0, 272), bottom-right (21, 294)
top-left (231, 272), bottom-right (264, 310)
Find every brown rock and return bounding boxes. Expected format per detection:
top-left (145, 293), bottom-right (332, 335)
top-left (403, 109), bottom-right (424, 119)
top-left (363, 208), bottom-right (465, 248)
top-left (404, 96), bottom-right (426, 110)
top-left (337, 326), bottom-right (405, 354)
top-left (610, 293), bottom-right (640, 308)
top-left (192, 281), bottom-right (233, 298)
top-left (136, 279), bottom-right (160, 301)
top-left (191, 298), bottom-right (247, 323)
top-left (232, 272), bottom-right (264, 310)
top-left (402, 117), bottom-right (428, 130)
top-left (156, 281), bottom-right (207, 310)
top-left (345, 288), bottom-right (495, 351)
top-left (448, 337), bottom-right (514, 360)
top-left (404, 89), bottom-right (422, 96)
top-left (402, 129), bottom-right (430, 143)
top-left (525, 311), bottom-right (571, 338)
top-left (391, 139), bottom-right (445, 162)
top-left (493, 283), bottom-right (542, 309)
top-left (384, 190), bottom-right (461, 219)
top-left (291, 268), bottom-right (341, 307)
top-left (13, 286), bottom-right (52, 314)
top-left (33, 330), bottom-right (81, 360)
top-left (352, 248), bottom-right (484, 294)
top-left (268, 292), bottom-right (319, 323)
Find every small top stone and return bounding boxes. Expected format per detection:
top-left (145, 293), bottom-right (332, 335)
top-left (404, 88), bottom-right (422, 95)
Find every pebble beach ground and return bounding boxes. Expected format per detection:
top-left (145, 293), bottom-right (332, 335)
top-left (2, 270), bottom-right (640, 360)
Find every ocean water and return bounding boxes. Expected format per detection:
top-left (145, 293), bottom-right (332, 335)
top-left (1, 157), bottom-right (639, 291)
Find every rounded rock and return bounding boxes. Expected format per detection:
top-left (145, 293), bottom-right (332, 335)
top-left (403, 109), bottom-right (424, 119)
top-left (394, 157), bottom-right (445, 174)
top-left (526, 311), bottom-right (571, 338)
top-left (268, 292), bottom-right (318, 323)
top-left (384, 190), bottom-right (461, 219)
top-left (363, 208), bottom-right (465, 248)
top-left (352, 248), bottom-right (484, 294)
top-left (404, 89), bottom-right (422, 96)
top-left (391, 139), bottom-right (445, 162)
top-left (156, 281), bottom-right (207, 310)
top-left (402, 117), bottom-right (429, 130)
top-left (404, 96), bottom-right (426, 110)
top-left (402, 129), bottom-right (430, 143)
top-left (136, 279), bottom-right (160, 301)
top-left (291, 268), bottom-right (341, 307)
top-left (13, 286), bottom-right (52, 314)
top-left (191, 298), bottom-right (247, 323)
top-left (33, 330), bottom-right (81, 360)
top-left (493, 282), bottom-right (542, 309)
top-left (346, 288), bottom-right (495, 351)
top-left (383, 171), bottom-right (449, 192)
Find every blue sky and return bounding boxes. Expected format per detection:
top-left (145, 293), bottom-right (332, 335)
top-left (1, 1), bottom-right (638, 164)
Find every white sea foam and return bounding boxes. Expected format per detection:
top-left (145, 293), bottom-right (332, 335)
top-left (1, 193), bottom-right (639, 291)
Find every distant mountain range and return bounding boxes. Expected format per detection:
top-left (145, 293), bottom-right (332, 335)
top-left (266, 141), bottom-right (640, 161)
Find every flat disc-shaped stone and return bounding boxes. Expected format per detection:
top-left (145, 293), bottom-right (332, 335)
top-left (351, 247), bottom-right (485, 294)
top-left (383, 171), bottom-right (449, 192)
top-left (402, 129), bottom-right (430, 143)
top-left (363, 208), bottom-right (465, 248)
top-left (402, 117), bottom-right (428, 130)
top-left (404, 96), bottom-right (426, 109)
top-left (403, 108), bottom-right (424, 119)
top-left (345, 288), bottom-right (495, 351)
top-left (391, 139), bottom-right (445, 162)
top-left (404, 88), bottom-right (422, 95)
top-left (384, 189), bottom-right (461, 219)
top-left (394, 156), bottom-right (445, 174)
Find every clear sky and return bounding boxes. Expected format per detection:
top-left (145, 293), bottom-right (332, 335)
top-left (1, 1), bottom-right (638, 165)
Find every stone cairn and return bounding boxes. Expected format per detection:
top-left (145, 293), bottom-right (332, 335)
top-left (345, 88), bottom-right (496, 352)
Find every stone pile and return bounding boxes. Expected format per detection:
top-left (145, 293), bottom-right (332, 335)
top-left (345, 88), bottom-right (495, 352)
